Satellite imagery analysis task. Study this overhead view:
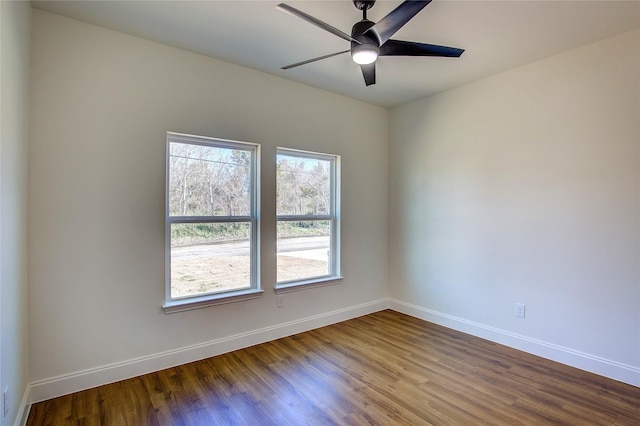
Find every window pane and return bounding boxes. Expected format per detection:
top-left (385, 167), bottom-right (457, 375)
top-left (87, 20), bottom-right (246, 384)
top-left (169, 142), bottom-right (251, 217)
top-left (171, 222), bottom-right (251, 298)
top-left (277, 220), bottom-right (330, 282)
top-left (276, 154), bottom-right (330, 216)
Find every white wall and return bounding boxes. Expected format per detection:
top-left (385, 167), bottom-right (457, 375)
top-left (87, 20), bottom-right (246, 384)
top-left (28, 10), bottom-right (389, 398)
top-left (389, 28), bottom-right (640, 385)
top-left (0, 1), bottom-right (31, 425)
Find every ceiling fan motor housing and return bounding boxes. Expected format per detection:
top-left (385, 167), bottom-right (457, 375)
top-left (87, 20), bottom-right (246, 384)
top-left (353, 0), bottom-right (376, 11)
top-left (351, 19), bottom-right (378, 47)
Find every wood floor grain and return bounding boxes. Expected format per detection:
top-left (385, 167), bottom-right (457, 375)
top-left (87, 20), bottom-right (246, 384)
top-left (27, 310), bottom-right (640, 425)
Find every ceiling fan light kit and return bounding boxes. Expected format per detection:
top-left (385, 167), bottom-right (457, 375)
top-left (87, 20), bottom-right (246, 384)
top-left (352, 44), bottom-right (379, 65)
top-left (277, 0), bottom-right (464, 86)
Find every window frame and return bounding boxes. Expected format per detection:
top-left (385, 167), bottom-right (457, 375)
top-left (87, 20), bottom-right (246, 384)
top-left (275, 147), bottom-right (342, 293)
top-left (163, 132), bottom-right (262, 313)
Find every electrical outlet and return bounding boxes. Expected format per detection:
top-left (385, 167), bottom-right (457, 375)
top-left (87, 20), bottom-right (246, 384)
top-left (3, 386), bottom-right (8, 417)
top-left (515, 303), bottom-right (526, 318)
top-left (277, 295), bottom-right (284, 308)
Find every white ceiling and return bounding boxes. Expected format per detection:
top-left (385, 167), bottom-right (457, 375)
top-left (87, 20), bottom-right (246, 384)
top-left (31, 0), bottom-right (640, 108)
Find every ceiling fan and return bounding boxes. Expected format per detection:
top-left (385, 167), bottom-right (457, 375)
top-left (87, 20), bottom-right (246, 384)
top-left (276, 0), bottom-right (464, 86)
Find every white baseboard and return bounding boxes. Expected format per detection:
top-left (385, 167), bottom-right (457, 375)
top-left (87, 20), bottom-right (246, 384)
top-left (29, 299), bottom-right (390, 403)
top-left (16, 384), bottom-right (31, 426)
top-left (389, 299), bottom-right (640, 388)
top-left (26, 297), bottom-right (638, 410)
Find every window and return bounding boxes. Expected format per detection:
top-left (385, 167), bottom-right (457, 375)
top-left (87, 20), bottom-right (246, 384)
top-left (164, 133), bottom-right (261, 313)
top-left (276, 148), bottom-right (341, 291)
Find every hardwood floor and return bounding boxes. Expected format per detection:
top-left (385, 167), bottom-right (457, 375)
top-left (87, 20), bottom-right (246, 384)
top-left (27, 310), bottom-right (640, 425)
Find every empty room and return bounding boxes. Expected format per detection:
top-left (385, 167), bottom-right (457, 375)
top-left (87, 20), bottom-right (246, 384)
top-left (1, 0), bottom-right (639, 425)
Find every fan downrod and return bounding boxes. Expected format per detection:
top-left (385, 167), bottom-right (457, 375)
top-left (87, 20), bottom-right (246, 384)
top-left (352, 1), bottom-right (375, 11)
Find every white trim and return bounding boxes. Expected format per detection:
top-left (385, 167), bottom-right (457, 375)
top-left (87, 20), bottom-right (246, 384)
top-left (15, 384), bottom-right (31, 426)
top-left (162, 289), bottom-right (264, 314)
top-left (275, 276), bottom-right (343, 294)
top-left (277, 215), bottom-right (333, 221)
top-left (275, 147), bottom-right (337, 162)
top-left (29, 299), bottom-right (390, 403)
top-left (389, 299), bottom-right (640, 387)
top-left (166, 132), bottom-right (259, 151)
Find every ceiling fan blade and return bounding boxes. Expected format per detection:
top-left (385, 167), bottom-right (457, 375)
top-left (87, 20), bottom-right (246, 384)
top-left (276, 3), bottom-right (360, 44)
top-left (365, 1), bottom-right (432, 46)
top-left (360, 63), bottom-right (376, 86)
top-left (281, 50), bottom-right (350, 70)
top-left (380, 40), bottom-right (464, 57)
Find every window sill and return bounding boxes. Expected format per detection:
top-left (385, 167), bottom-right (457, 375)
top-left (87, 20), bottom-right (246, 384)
top-left (163, 288), bottom-right (264, 314)
top-left (274, 276), bottom-right (344, 294)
